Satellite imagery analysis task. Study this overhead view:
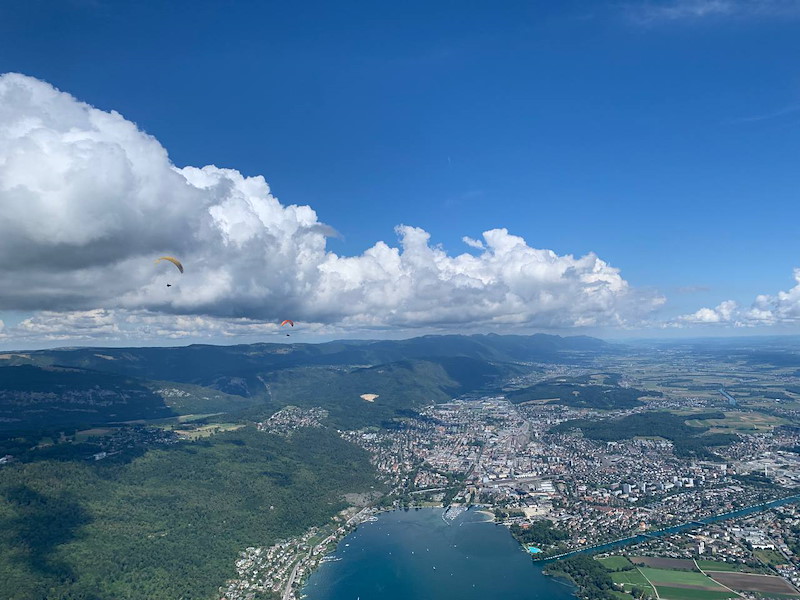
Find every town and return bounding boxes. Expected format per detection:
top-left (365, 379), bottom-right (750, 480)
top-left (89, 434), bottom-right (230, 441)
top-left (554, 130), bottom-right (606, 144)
top-left (217, 382), bottom-right (800, 600)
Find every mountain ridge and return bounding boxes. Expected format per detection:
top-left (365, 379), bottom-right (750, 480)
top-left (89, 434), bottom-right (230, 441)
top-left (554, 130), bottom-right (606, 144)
top-left (0, 333), bottom-right (615, 431)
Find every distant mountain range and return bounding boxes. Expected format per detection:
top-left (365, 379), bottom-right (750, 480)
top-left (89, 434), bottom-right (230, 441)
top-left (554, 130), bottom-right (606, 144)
top-left (0, 334), bottom-right (614, 431)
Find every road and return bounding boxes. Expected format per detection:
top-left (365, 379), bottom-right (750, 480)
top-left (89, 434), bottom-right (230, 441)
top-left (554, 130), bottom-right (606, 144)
top-left (283, 546), bottom-right (313, 600)
top-left (283, 507), bottom-right (374, 600)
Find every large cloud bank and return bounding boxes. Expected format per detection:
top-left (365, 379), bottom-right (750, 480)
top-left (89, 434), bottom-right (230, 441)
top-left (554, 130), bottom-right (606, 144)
top-left (0, 73), bottom-right (661, 343)
top-left (678, 269), bottom-right (800, 327)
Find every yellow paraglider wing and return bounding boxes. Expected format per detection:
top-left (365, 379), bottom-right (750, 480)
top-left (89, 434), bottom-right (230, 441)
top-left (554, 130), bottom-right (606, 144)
top-left (156, 256), bottom-right (184, 273)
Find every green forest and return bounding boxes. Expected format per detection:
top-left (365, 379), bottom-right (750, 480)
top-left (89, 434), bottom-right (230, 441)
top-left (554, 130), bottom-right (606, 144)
top-left (544, 555), bottom-right (618, 600)
top-left (506, 380), bottom-right (659, 410)
top-left (0, 365), bottom-right (174, 432)
top-left (551, 412), bottom-right (737, 459)
top-left (263, 360), bottom-right (470, 429)
top-left (510, 519), bottom-right (569, 547)
top-left (0, 427), bottom-right (379, 600)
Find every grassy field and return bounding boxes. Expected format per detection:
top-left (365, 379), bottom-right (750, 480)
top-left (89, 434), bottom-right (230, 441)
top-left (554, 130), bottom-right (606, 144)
top-left (598, 555), bottom-right (634, 570)
top-left (639, 567), bottom-right (730, 589)
top-left (653, 585), bottom-right (737, 600)
top-left (611, 569), bottom-right (656, 596)
top-left (684, 411), bottom-right (786, 433)
top-left (74, 427), bottom-right (116, 441)
top-left (754, 549), bottom-right (787, 566)
top-left (696, 560), bottom-right (751, 572)
top-left (611, 570), bottom-right (650, 585)
top-left (175, 412), bottom-right (226, 423)
top-left (633, 556), bottom-right (698, 570)
top-left (610, 555), bottom-right (796, 599)
top-left (172, 423), bottom-right (244, 440)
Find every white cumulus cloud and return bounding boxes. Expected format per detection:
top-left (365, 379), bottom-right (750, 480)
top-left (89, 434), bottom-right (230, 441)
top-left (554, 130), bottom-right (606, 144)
top-left (678, 269), bottom-right (800, 326)
top-left (679, 300), bottom-right (740, 324)
top-left (0, 73), bottom-right (662, 344)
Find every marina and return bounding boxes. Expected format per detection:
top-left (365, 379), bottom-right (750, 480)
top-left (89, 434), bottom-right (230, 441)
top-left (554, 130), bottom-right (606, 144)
top-left (442, 505), bottom-right (467, 523)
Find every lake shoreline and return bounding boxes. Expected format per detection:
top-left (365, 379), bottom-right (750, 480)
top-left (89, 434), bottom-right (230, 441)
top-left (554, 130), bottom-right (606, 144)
top-left (301, 506), bottom-right (578, 600)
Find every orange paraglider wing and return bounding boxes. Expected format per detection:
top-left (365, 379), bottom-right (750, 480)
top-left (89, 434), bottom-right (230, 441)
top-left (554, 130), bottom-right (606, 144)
top-left (155, 256), bottom-right (184, 273)
top-left (280, 320), bottom-right (294, 327)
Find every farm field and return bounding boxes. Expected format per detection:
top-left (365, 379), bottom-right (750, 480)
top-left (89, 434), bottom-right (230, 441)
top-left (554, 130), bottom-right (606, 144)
top-left (708, 572), bottom-right (800, 596)
top-left (174, 412), bottom-right (226, 423)
top-left (598, 555), bottom-right (634, 570)
top-left (652, 586), bottom-right (736, 600)
top-left (696, 560), bottom-right (752, 573)
top-left (684, 411), bottom-right (786, 433)
top-left (610, 569), bottom-right (656, 596)
top-left (639, 566), bottom-right (728, 588)
top-left (173, 423), bottom-right (244, 440)
top-left (637, 566), bottom-right (736, 600)
top-left (610, 569), bottom-right (651, 587)
top-left (598, 557), bottom-right (745, 600)
top-left (632, 556), bottom-right (698, 571)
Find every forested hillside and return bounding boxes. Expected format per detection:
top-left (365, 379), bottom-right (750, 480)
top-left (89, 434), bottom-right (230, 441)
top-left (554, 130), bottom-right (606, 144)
top-left (506, 374), bottom-right (659, 410)
top-left (263, 357), bottom-right (516, 428)
top-left (0, 334), bottom-right (604, 430)
top-left (552, 412), bottom-right (739, 459)
top-left (0, 365), bottom-right (173, 431)
top-left (3, 333), bottom-right (610, 390)
top-left (0, 333), bottom-right (609, 598)
top-left (0, 427), bottom-right (378, 600)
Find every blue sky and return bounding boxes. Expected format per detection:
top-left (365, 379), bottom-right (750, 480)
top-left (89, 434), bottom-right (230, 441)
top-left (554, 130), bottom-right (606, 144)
top-left (0, 0), bottom-right (799, 346)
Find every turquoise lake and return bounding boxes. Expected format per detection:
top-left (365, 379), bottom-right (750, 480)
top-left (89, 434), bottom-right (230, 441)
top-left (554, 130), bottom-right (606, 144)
top-left (302, 508), bottom-right (576, 600)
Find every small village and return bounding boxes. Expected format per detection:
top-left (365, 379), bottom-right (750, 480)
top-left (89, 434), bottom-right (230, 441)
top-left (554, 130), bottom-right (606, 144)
top-left (220, 504), bottom-right (378, 600)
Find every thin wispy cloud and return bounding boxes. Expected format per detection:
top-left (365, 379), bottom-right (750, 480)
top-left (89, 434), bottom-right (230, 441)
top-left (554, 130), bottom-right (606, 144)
top-left (675, 285), bottom-right (711, 294)
top-left (627, 0), bottom-right (800, 24)
top-left (731, 104), bottom-right (800, 123)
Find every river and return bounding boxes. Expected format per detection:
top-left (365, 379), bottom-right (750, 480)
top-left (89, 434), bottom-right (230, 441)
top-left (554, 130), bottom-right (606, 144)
top-left (538, 493), bottom-right (800, 563)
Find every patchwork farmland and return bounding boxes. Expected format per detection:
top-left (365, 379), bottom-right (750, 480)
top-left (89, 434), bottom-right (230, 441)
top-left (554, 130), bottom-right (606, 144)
top-left (597, 554), bottom-right (800, 600)
top-left (639, 567), bottom-right (737, 599)
top-left (707, 571), bottom-right (800, 596)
